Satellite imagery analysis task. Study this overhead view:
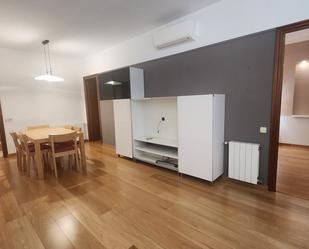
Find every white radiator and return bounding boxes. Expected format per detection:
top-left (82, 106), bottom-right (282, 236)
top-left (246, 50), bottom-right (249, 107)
top-left (228, 141), bottom-right (260, 184)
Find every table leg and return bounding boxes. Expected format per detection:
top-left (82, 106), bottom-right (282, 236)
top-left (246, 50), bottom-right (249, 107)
top-left (34, 142), bottom-right (44, 179)
top-left (79, 133), bottom-right (87, 172)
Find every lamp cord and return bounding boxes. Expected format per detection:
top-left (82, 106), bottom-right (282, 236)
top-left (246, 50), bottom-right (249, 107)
top-left (156, 120), bottom-right (162, 134)
top-left (47, 43), bottom-right (53, 75)
top-left (43, 44), bottom-right (48, 74)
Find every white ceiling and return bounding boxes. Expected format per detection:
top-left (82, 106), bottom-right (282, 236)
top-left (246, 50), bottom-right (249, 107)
top-left (0, 0), bottom-right (220, 57)
top-left (286, 28), bottom-right (309, 45)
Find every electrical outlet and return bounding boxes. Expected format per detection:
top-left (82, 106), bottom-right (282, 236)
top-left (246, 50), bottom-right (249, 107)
top-left (260, 127), bottom-right (267, 134)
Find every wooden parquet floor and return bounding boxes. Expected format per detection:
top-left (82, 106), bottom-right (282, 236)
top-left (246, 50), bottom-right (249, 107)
top-left (277, 144), bottom-right (309, 201)
top-left (1, 142), bottom-right (309, 249)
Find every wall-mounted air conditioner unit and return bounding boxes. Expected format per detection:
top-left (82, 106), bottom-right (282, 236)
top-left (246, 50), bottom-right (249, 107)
top-left (152, 21), bottom-right (197, 49)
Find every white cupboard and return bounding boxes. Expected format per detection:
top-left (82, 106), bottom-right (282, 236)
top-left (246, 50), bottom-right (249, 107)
top-left (177, 94), bottom-right (225, 182)
top-left (113, 99), bottom-right (133, 158)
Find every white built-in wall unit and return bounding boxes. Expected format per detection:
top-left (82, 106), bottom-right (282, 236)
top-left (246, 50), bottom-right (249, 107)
top-left (114, 93), bottom-right (226, 182)
top-left (100, 66), bottom-right (225, 182)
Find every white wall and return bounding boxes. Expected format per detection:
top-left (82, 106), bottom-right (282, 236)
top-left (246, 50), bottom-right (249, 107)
top-left (132, 98), bottom-right (178, 140)
top-left (279, 41), bottom-right (309, 146)
top-left (0, 47), bottom-right (85, 154)
top-left (83, 0), bottom-right (309, 75)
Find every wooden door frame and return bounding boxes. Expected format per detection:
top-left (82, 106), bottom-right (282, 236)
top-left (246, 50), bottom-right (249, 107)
top-left (83, 75), bottom-right (102, 142)
top-left (0, 102), bottom-right (8, 157)
top-left (268, 19), bottom-right (309, 191)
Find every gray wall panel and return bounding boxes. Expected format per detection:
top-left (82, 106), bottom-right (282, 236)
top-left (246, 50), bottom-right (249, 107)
top-left (100, 100), bottom-right (116, 145)
top-left (135, 29), bottom-right (276, 183)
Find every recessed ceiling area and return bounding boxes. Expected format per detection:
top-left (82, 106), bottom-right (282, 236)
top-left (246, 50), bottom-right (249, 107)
top-left (0, 0), bottom-right (220, 57)
top-left (285, 28), bottom-right (309, 45)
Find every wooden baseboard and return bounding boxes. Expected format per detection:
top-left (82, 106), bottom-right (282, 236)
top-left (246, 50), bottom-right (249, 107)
top-left (279, 143), bottom-right (309, 149)
top-left (222, 176), bottom-right (267, 190)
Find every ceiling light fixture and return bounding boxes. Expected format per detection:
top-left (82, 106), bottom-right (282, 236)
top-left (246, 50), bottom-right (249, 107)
top-left (35, 40), bottom-right (64, 82)
top-left (298, 60), bottom-right (309, 68)
top-left (104, 80), bottom-right (123, 86)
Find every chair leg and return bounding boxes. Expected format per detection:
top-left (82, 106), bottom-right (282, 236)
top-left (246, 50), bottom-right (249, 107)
top-left (26, 155), bottom-right (31, 176)
top-left (75, 152), bottom-right (80, 172)
top-left (48, 151), bottom-right (53, 173)
top-left (19, 153), bottom-right (23, 171)
top-left (73, 154), bottom-right (77, 171)
top-left (63, 157), bottom-right (66, 169)
top-left (52, 156), bottom-right (58, 178)
top-left (16, 151), bottom-right (21, 170)
top-left (32, 156), bottom-right (38, 177)
top-left (68, 155), bottom-right (72, 171)
top-left (42, 151), bottom-right (46, 168)
top-left (22, 154), bottom-right (26, 173)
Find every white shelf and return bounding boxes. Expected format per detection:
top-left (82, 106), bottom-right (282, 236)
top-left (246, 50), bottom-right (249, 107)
top-left (135, 136), bottom-right (178, 148)
top-left (135, 144), bottom-right (178, 159)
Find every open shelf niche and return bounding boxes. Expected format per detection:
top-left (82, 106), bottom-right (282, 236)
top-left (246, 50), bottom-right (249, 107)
top-left (131, 97), bottom-right (178, 171)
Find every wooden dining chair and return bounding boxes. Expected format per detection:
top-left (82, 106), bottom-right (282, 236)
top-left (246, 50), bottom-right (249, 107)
top-left (10, 132), bottom-right (22, 170)
top-left (69, 126), bottom-right (83, 162)
top-left (18, 133), bottom-right (49, 176)
top-left (48, 132), bottom-right (80, 178)
top-left (27, 124), bottom-right (49, 130)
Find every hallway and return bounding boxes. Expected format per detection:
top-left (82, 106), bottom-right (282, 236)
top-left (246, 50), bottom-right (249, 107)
top-left (277, 144), bottom-right (309, 200)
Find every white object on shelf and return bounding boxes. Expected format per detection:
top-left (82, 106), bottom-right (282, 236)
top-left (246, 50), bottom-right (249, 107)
top-left (113, 99), bottom-right (133, 158)
top-left (135, 144), bottom-right (178, 159)
top-left (134, 136), bottom-right (178, 148)
top-left (177, 94), bottom-right (225, 182)
top-left (228, 141), bottom-right (259, 184)
top-left (134, 154), bottom-right (178, 171)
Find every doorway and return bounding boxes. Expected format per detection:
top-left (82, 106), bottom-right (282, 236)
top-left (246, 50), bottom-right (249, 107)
top-left (0, 101), bottom-right (8, 158)
top-left (83, 75), bottom-right (102, 141)
top-left (268, 19), bottom-right (309, 196)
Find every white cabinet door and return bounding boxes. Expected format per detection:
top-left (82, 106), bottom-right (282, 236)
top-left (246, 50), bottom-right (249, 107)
top-left (113, 99), bottom-right (133, 158)
top-left (177, 95), bottom-right (213, 181)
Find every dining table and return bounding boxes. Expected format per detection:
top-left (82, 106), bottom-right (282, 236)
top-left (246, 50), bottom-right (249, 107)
top-left (24, 127), bottom-right (87, 179)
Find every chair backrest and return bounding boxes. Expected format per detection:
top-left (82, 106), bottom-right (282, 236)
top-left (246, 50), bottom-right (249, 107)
top-left (63, 124), bottom-right (73, 130)
top-left (18, 133), bottom-right (31, 154)
top-left (63, 125), bottom-right (81, 132)
top-left (49, 132), bottom-right (78, 154)
top-left (72, 126), bottom-right (82, 132)
top-left (27, 124), bottom-right (49, 130)
top-left (10, 132), bottom-right (21, 150)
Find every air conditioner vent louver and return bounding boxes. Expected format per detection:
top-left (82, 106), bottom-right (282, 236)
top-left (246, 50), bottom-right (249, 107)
top-left (153, 21), bottom-right (197, 49)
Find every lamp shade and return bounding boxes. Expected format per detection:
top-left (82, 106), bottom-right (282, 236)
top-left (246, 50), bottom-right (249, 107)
top-left (34, 40), bottom-right (64, 82)
top-left (35, 74), bottom-right (64, 82)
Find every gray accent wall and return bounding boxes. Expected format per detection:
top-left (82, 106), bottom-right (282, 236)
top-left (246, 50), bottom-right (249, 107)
top-left (100, 100), bottom-right (116, 145)
top-left (136, 30), bottom-right (276, 183)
